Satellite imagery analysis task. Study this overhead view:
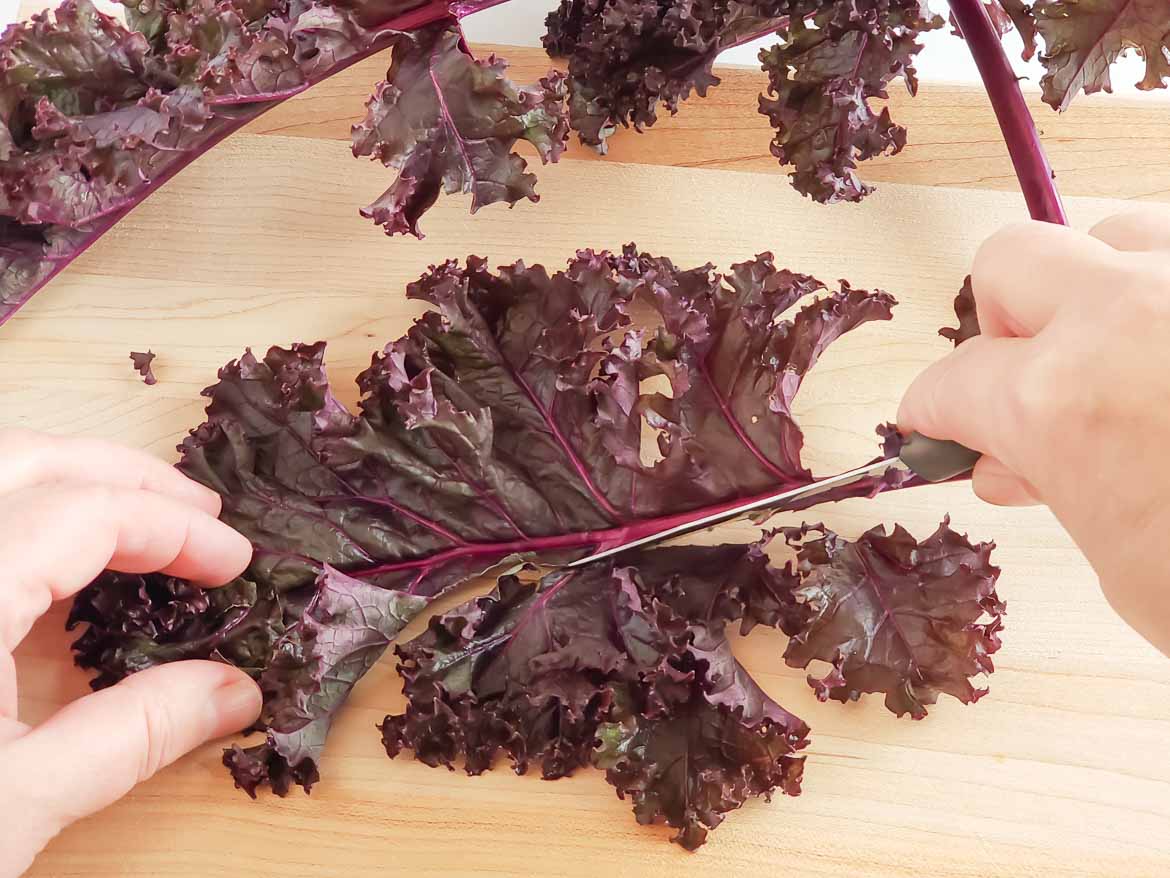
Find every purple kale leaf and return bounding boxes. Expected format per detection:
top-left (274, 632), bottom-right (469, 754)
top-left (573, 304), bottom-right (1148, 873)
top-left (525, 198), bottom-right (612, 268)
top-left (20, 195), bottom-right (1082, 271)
top-left (383, 545), bottom-right (809, 850)
top-left (543, 0), bottom-right (942, 202)
top-left (351, 23), bottom-right (568, 237)
top-left (1030, 0), bottom-right (1170, 110)
top-left (382, 519), bottom-right (1001, 848)
top-left (780, 518), bottom-right (1004, 719)
top-left (70, 246), bottom-right (911, 797)
top-left (0, 0), bottom-right (379, 322)
top-left (0, 0), bottom-right (568, 324)
top-left (225, 566), bottom-right (429, 795)
top-left (542, 0), bottom-right (789, 150)
top-left (70, 247), bottom-right (1001, 848)
top-left (758, 0), bottom-right (943, 203)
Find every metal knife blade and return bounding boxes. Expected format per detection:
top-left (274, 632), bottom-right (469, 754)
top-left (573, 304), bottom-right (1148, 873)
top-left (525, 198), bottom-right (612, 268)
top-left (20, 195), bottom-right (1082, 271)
top-left (565, 432), bottom-right (979, 569)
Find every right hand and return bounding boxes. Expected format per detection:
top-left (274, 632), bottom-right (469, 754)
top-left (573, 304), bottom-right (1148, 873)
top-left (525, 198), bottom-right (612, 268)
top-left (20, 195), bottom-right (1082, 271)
top-left (898, 206), bottom-right (1170, 657)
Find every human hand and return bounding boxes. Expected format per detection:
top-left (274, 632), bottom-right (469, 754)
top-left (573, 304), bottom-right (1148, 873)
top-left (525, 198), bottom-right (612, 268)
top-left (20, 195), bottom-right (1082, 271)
top-left (0, 429), bottom-right (261, 877)
top-left (899, 205), bottom-right (1170, 657)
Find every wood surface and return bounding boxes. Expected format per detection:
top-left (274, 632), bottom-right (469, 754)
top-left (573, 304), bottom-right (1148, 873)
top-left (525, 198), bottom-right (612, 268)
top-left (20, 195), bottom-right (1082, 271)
top-left (3, 12), bottom-right (1170, 876)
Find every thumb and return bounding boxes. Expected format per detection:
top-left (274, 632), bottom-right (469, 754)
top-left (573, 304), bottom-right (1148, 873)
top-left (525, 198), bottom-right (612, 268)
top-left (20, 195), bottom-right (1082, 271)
top-left (3, 661), bottom-right (260, 852)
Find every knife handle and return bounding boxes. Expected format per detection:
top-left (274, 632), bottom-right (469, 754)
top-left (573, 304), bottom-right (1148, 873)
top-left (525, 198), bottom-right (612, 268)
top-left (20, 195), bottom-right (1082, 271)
top-left (898, 432), bottom-right (982, 482)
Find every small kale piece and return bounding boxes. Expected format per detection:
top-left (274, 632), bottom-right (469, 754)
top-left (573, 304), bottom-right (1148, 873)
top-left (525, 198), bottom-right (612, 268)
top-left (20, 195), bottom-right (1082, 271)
top-left (129, 349), bottom-right (157, 384)
top-left (939, 276), bottom-right (980, 346)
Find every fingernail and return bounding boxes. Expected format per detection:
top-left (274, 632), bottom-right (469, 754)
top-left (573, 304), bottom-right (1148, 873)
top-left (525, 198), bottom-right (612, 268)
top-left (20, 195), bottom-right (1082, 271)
top-left (210, 676), bottom-right (263, 735)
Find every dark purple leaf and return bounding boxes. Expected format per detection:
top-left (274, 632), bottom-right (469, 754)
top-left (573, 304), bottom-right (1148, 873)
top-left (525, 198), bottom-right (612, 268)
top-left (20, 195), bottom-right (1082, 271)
top-left (351, 23), bottom-right (568, 237)
top-left (780, 518), bottom-right (1004, 719)
top-left (758, 0), bottom-right (943, 203)
top-left (71, 246), bottom-right (912, 799)
top-left (543, 0), bottom-right (788, 151)
top-left (129, 349), bottom-right (157, 384)
top-left (384, 545), bottom-right (809, 849)
top-left (1, 0), bottom-right (559, 324)
top-left (939, 275), bottom-right (980, 346)
top-left (1031, 0), bottom-right (1170, 110)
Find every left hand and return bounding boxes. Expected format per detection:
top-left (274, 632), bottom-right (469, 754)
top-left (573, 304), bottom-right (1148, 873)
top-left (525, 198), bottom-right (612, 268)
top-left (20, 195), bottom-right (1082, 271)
top-left (0, 429), bottom-right (261, 877)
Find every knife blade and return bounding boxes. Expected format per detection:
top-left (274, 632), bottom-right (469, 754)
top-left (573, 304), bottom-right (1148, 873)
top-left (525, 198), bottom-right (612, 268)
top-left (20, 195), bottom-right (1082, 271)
top-left (565, 432), bottom-right (980, 568)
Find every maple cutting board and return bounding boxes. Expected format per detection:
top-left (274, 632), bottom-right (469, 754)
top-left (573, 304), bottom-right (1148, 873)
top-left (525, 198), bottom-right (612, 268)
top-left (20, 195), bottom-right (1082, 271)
top-left (3, 56), bottom-right (1170, 876)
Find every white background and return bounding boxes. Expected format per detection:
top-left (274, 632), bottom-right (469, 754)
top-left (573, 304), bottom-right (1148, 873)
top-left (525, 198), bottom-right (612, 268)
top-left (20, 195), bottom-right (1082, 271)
top-left (0, 0), bottom-right (1159, 92)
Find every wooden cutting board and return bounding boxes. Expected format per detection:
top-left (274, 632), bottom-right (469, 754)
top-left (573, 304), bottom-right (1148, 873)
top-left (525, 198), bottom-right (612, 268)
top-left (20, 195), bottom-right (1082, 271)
top-left (3, 39), bottom-right (1170, 877)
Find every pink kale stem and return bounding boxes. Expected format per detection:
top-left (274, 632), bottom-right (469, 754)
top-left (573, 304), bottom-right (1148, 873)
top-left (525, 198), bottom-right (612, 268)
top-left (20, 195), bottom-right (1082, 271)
top-left (351, 469), bottom-right (924, 580)
top-left (948, 0), bottom-right (1068, 224)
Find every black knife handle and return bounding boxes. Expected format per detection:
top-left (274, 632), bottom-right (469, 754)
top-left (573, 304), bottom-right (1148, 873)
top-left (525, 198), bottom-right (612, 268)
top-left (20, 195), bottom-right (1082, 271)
top-left (898, 432), bottom-right (982, 482)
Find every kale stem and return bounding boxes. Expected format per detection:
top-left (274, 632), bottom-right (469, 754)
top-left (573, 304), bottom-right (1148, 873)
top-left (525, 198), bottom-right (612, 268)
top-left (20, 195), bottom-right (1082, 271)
top-left (948, 0), bottom-right (1067, 224)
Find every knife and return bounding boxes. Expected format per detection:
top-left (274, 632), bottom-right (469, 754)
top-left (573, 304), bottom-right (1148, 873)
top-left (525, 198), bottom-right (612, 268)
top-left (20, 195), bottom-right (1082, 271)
top-left (566, 432), bottom-right (981, 568)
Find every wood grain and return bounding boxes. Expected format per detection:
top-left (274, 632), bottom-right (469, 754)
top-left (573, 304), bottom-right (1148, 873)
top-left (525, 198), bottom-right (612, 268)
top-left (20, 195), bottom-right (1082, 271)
top-left (3, 8), bottom-right (1170, 874)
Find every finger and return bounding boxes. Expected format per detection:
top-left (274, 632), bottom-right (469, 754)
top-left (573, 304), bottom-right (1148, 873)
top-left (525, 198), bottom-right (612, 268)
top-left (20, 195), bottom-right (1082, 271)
top-left (970, 455), bottom-right (1041, 507)
top-left (1089, 205), bottom-right (1170, 253)
top-left (897, 334), bottom-right (1033, 466)
top-left (0, 716), bottom-right (30, 745)
top-left (1, 662), bottom-right (260, 841)
top-left (0, 650), bottom-right (15, 719)
top-left (0, 484), bottom-right (252, 650)
top-left (972, 220), bottom-right (1127, 338)
top-left (0, 428), bottom-right (220, 516)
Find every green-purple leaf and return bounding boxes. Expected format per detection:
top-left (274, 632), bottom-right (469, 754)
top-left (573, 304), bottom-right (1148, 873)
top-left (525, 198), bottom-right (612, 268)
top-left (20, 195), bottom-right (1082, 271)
top-left (225, 566), bottom-right (429, 795)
